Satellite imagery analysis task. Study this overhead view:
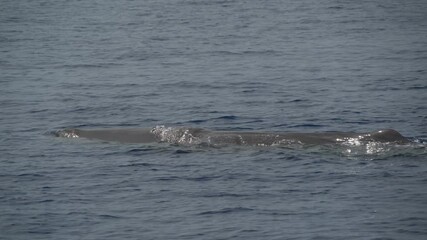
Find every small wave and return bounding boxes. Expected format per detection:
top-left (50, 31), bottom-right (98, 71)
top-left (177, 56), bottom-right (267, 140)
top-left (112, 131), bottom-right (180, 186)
top-left (117, 162), bottom-right (159, 168)
top-left (61, 63), bottom-right (122, 69)
top-left (174, 149), bottom-right (193, 154)
top-left (188, 119), bottom-right (207, 124)
top-left (288, 123), bottom-right (326, 128)
top-left (18, 173), bottom-right (45, 178)
top-left (127, 148), bottom-right (154, 153)
top-left (200, 192), bottom-right (249, 198)
top-left (198, 207), bottom-right (254, 215)
top-left (184, 175), bottom-right (221, 182)
top-left (98, 214), bottom-right (122, 219)
top-left (216, 115), bottom-right (238, 120)
top-left (155, 176), bottom-right (180, 181)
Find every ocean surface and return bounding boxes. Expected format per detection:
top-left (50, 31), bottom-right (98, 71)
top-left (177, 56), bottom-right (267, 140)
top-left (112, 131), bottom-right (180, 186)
top-left (1, 0), bottom-right (427, 239)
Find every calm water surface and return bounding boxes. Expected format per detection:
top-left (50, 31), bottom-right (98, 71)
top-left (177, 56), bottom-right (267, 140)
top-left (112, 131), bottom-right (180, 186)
top-left (1, 0), bottom-right (427, 239)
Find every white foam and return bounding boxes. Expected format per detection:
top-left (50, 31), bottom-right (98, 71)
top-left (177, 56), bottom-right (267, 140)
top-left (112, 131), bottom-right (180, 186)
top-left (57, 130), bottom-right (79, 138)
top-left (150, 125), bottom-right (202, 145)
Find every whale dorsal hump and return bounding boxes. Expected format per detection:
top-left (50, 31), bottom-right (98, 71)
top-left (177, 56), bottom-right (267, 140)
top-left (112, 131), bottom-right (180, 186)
top-left (369, 129), bottom-right (408, 143)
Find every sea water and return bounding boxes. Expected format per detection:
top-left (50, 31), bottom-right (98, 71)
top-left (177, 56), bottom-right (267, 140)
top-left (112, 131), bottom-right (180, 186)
top-left (1, 0), bottom-right (427, 239)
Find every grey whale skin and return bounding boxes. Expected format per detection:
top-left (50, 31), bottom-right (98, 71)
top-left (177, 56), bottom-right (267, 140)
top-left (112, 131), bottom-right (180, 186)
top-left (57, 127), bottom-right (410, 146)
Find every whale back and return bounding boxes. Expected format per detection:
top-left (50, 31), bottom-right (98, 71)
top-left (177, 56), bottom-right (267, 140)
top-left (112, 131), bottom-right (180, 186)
top-left (366, 129), bottom-right (409, 143)
top-left (55, 127), bottom-right (410, 145)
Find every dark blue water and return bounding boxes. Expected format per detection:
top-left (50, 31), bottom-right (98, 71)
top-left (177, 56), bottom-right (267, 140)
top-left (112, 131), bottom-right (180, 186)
top-left (1, 0), bottom-right (427, 239)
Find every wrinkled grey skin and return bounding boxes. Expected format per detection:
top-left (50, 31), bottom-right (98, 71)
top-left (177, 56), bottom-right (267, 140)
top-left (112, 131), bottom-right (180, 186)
top-left (56, 128), bottom-right (409, 146)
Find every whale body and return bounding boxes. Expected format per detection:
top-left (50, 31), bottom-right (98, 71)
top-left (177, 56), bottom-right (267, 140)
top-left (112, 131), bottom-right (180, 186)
top-left (56, 126), bottom-right (410, 146)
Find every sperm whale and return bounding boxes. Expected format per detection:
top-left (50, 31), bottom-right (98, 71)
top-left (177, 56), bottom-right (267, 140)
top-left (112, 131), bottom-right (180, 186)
top-left (55, 126), bottom-right (410, 146)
